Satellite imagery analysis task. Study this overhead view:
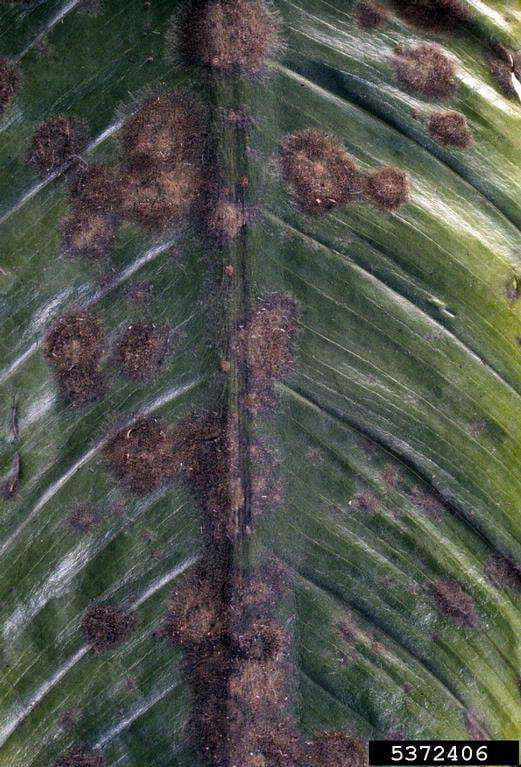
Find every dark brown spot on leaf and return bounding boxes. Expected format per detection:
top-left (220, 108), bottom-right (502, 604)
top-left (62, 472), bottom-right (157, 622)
top-left (70, 163), bottom-right (124, 215)
top-left (486, 556), bottom-right (521, 591)
top-left (431, 579), bottom-right (478, 627)
top-left (0, 58), bottom-right (20, 113)
top-left (305, 732), bottom-right (368, 767)
top-left (28, 116), bottom-right (85, 175)
top-left (392, 44), bottom-right (458, 98)
top-left (54, 749), bottom-right (104, 767)
top-left (281, 130), bottom-right (362, 215)
top-left (68, 504), bottom-right (101, 534)
top-left (428, 111), bottom-right (474, 149)
top-left (486, 47), bottom-right (521, 100)
top-left (82, 606), bottom-right (135, 653)
top-left (390, 0), bottom-right (469, 31)
top-left (44, 313), bottom-right (104, 370)
top-left (208, 199), bottom-right (247, 240)
top-left (355, 1), bottom-right (389, 30)
top-left (179, 0), bottom-right (281, 75)
top-left (364, 166), bottom-right (410, 211)
top-left (61, 210), bottom-right (117, 260)
top-left (113, 323), bottom-right (170, 380)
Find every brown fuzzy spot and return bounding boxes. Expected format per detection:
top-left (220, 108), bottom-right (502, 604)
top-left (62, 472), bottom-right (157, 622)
top-left (410, 487), bottom-right (444, 519)
top-left (0, 58), bottom-right (20, 113)
top-left (382, 466), bottom-right (400, 488)
top-left (167, 568), bottom-right (224, 645)
top-left (58, 364), bottom-right (105, 407)
top-left (59, 708), bottom-right (81, 732)
top-left (82, 605), bottom-right (135, 653)
top-left (70, 163), bottom-right (124, 215)
top-left (180, 0), bottom-right (281, 75)
top-left (229, 658), bottom-right (290, 710)
top-left (28, 117), bottom-right (85, 175)
top-left (390, 0), bottom-right (469, 31)
top-left (428, 111), bottom-right (473, 149)
top-left (392, 44), bottom-right (458, 98)
top-left (233, 716), bottom-right (304, 767)
top-left (61, 210), bottom-right (117, 260)
top-left (486, 556), bottom-right (521, 591)
top-left (208, 200), bottom-right (246, 240)
top-left (486, 48), bottom-right (521, 100)
top-left (353, 491), bottom-right (380, 513)
top-left (113, 323), bottom-right (170, 380)
top-left (104, 417), bottom-right (176, 495)
top-left (281, 130), bottom-right (362, 215)
top-left (122, 92), bottom-right (207, 169)
top-left (305, 732), bottom-right (368, 767)
top-left (44, 313), bottom-right (104, 370)
top-left (54, 750), bottom-right (104, 767)
top-left (234, 618), bottom-right (289, 661)
top-left (355, 1), bottom-right (389, 30)
top-left (68, 504), bottom-right (101, 534)
top-left (1, 453), bottom-right (20, 499)
top-left (364, 166), bottom-right (410, 211)
top-left (431, 579), bottom-right (478, 627)
top-left (120, 166), bottom-right (206, 228)
top-left (236, 294), bottom-right (298, 414)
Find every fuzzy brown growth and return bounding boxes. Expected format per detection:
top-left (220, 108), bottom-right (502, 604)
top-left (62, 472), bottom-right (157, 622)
top-left (281, 131), bottom-right (362, 215)
top-left (44, 313), bottom-right (104, 369)
top-left (305, 732), bottom-right (368, 767)
top-left (28, 117), bottom-right (85, 175)
top-left (428, 111), bottom-right (473, 149)
top-left (70, 163), bottom-right (124, 215)
top-left (431, 579), bottom-right (478, 627)
top-left (113, 323), bottom-right (170, 380)
top-left (168, 567), bottom-right (224, 645)
top-left (485, 556), bottom-right (521, 591)
top-left (104, 417), bottom-right (177, 495)
top-left (180, 0), bottom-right (281, 75)
top-left (234, 618), bottom-right (289, 661)
top-left (364, 166), bottom-right (410, 212)
top-left (486, 48), bottom-right (521, 100)
top-left (68, 504), bottom-right (100, 534)
top-left (208, 200), bottom-right (246, 240)
top-left (0, 58), bottom-right (20, 113)
top-left (120, 166), bottom-right (206, 228)
top-left (82, 605), bottom-right (135, 653)
top-left (355, 1), bottom-right (389, 30)
top-left (390, 0), bottom-right (469, 31)
top-left (54, 750), bottom-right (104, 767)
top-left (61, 210), bottom-right (117, 260)
top-left (58, 365), bottom-right (105, 407)
top-left (236, 294), bottom-right (298, 414)
top-left (392, 44), bottom-right (458, 98)
top-left (123, 92), bottom-right (207, 169)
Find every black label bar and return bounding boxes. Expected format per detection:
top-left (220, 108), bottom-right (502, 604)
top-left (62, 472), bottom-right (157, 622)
top-left (369, 740), bottom-right (519, 766)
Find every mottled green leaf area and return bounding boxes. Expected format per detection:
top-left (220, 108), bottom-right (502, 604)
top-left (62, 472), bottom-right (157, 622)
top-left (0, 0), bottom-right (520, 765)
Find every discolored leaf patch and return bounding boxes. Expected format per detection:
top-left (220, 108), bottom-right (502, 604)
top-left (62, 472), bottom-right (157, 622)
top-left (122, 91), bottom-right (207, 169)
top-left (178, 0), bottom-right (281, 76)
top-left (428, 111), bottom-right (474, 149)
top-left (305, 732), bottom-right (368, 767)
top-left (44, 313), bottom-right (104, 369)
top-left (392, 44), bottom-right (458, 98)
top-left (485, 556), bottom-right (521, 591)
top-left (355, 1), bottom-right (389, 30)
top-left (67, 504), bottom-right (101, 534)
top-left (0, 57), bottom-right (20, 113)
top-left (235, 293), bottom-right (298, 414)
top-left (486, 47), bottom-right (521, 100)
top-left (363, 166), bottom-right (411, 212)
top-left (28, 116), bottom-right (85, 176)
top-left (104, 417), bottom-right (177, 495)
top-left (167, 566), bottom-right (224, 645)
top-left (113, 323), bottom-right (170, 380)
top-left (61, 210), bottom-right (117, 261)
top-left (281, 130), bottom-right (362, 215)
top-left (208, 199), bottom-right (247, 240)
top-left (431, 579), bottom-right (478, 627)
top-left (82, 605), bottom-right (135, 653)
top-left (70, 163), bottom-right (124, 215)
top-left (54, 749), bottom-right (104, 767)
top-left (390, 0), bottom-right (469, 32)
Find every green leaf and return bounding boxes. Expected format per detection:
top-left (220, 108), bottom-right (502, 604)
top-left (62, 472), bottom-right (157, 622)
top-left (1, 0), bottom-right (520, 765)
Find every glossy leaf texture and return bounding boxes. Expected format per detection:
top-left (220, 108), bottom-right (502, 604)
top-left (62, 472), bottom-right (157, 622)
top-left (0, 0), bottom-right (520, 766)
